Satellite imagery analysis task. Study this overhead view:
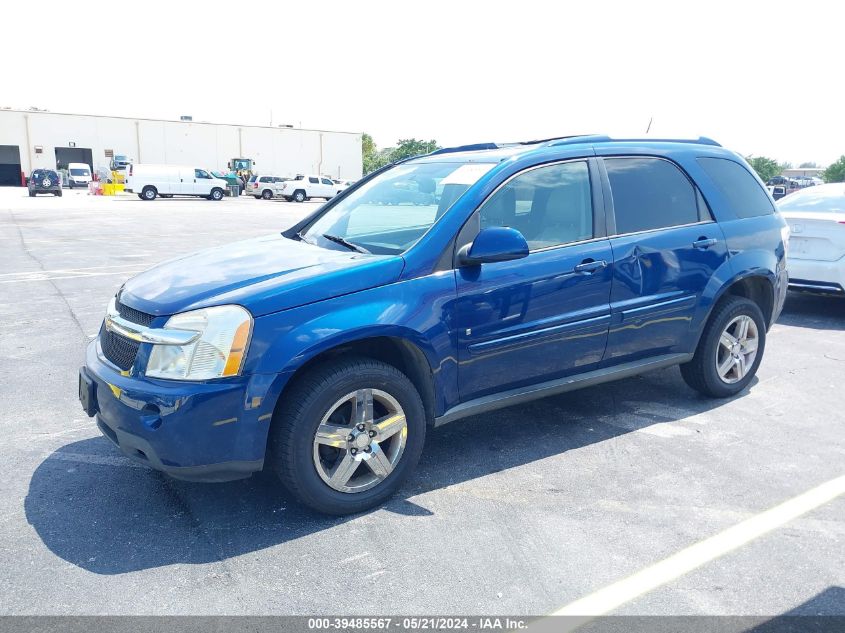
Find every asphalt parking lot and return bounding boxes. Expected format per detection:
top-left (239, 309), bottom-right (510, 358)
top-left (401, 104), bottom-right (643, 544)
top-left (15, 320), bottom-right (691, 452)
top-left (0, 187), bottom-right (843, 617)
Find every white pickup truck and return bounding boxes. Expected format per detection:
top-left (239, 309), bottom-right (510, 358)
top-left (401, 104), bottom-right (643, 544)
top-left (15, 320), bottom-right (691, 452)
top-left (279, 174), bottom-right (341, 202)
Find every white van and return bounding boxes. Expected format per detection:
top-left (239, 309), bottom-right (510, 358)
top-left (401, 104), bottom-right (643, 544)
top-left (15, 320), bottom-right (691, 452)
top-left (124, 164), bottom-right (228, 201)
top-left (67, 163), bottom-right (92, 188)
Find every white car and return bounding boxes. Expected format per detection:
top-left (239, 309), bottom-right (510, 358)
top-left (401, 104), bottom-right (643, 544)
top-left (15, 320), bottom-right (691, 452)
top-left (279, 174), bottom-right (339, 202)
top-left (777, 183), bottom-right (845, 295)
top-left (248, 175), bottom-right (289, 200)
top-left (125, 164), bottom-right (228, 201)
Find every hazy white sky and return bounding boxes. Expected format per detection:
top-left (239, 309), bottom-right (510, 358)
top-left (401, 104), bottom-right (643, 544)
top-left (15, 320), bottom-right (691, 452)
top-left (3, 0), bottom-right (842, 165)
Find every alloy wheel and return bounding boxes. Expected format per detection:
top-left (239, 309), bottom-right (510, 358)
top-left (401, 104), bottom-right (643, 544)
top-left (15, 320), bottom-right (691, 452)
top-left (312, 388), bottom-right (408, 493)
top-left (715, 315), bottom-right (759, 384)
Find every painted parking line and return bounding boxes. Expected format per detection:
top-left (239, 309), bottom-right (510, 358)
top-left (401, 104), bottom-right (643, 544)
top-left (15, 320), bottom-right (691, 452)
top-left (0, 269), bottom-right (145, 283)
top-left (551, 474), bottom-right (845, 619)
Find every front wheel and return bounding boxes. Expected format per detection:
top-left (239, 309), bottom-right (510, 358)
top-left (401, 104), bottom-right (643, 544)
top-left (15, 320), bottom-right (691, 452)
top-left (680, 296), bottom-right (766, 398)
top-left (269, 357), bottom-right (426, 515)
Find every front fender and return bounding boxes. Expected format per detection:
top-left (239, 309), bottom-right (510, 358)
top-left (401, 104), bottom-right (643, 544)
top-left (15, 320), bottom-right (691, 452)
top-left (245, 271), bottom-right (458, 417)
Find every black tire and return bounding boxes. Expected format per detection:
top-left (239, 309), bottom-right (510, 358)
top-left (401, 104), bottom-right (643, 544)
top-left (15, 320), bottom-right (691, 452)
top-left (293, 189), bottom-right (306, 203)
top-left (269, 357), bottom-right (426, 515)
top-left (209, 188), bottom-right (224, 201)
top-left (141, 186), bottom-right (157, 201)
top-left (680, 296), bottom-right (766, 398)
top-left (261, 189), bottom-right (273, 200)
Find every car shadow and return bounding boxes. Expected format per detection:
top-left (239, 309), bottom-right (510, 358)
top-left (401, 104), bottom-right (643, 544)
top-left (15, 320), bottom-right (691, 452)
top-left (778, 291), bottom-right (845, 331)
top-left (25, 366), bottom-right (746, 575)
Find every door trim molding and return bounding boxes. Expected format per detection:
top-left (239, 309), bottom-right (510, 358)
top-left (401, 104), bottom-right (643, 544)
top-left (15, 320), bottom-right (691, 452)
top-left (434, 353), bottom-right (692, 427)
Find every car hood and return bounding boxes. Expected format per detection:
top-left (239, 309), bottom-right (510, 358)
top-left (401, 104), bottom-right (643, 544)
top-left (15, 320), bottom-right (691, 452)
top-left (119, 233), bottom-right (405, 317)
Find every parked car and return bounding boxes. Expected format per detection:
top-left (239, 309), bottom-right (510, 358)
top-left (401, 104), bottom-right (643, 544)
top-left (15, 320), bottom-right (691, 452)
top-left (109, 155), bottom-right (132, 171)
top-left (777, 183), bottom-right (845, 295)
top-left (28, 169), bottom-right (62, 197)
top-left (279, 174), bottom-right (338, 202)
top-left (124, 164), bottom-right (227, 201)
top-left (79, 135), bottom-right (788, 514)
top-left (67, 162), bottom-right (92, 189)
top-left (248, 175), bottom-right (290, 200)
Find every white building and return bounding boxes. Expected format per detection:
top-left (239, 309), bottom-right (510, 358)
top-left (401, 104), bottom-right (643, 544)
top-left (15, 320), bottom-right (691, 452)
top-left (0, 109), bottom-right (363, 186)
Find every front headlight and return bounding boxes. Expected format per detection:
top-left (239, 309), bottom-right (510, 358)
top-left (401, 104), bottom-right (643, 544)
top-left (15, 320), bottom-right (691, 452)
top-left (146, 305), bottom-right (253, 380)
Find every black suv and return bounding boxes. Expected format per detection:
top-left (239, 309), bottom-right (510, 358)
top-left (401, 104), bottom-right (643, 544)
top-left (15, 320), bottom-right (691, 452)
top-left (28, 169), bottom-right (62, 197)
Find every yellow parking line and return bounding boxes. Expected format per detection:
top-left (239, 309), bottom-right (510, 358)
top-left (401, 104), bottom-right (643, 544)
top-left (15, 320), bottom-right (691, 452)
top-left (552, 474), bottom-right (845, 618)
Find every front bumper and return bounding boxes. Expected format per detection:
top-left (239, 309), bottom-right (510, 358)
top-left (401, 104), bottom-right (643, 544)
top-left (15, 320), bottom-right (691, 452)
top-left (787, 256), bottom-right (845, 295)
top-left (80, 339), bottom-right (278, 482)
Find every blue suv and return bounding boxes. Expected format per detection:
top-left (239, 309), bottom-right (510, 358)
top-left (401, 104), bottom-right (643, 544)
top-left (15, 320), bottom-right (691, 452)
top-left (79, 135), bottom-right (789, 514)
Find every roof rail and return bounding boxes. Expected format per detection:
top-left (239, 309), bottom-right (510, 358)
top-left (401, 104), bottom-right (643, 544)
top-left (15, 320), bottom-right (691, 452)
top-left (429, 142), bottom-right (502, 156)
top-left (546, 135), bottom-right (721, 147)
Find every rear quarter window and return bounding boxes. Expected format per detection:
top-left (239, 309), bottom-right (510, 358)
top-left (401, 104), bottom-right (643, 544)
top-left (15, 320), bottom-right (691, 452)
top-left (697, 157), bottom-right (775, 218)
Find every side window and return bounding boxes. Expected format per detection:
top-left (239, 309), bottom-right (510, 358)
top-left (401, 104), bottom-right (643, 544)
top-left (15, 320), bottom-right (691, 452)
top-left (605, 157), bottom-right (699, 234)
top-left (309, 176), bottom-right (319, 184)
top-left (321, 178), bottom-right (333, 185)
top-left (697, 157), bottom-right (775, 218)
top-left (477, 161), bottom-right (593, 251)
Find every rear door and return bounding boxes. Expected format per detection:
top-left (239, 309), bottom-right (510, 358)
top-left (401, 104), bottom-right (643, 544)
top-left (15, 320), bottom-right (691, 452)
top-left (600, 156), bottom-right (728, 363)
top-left (455, 159), bottom-right (613, 401)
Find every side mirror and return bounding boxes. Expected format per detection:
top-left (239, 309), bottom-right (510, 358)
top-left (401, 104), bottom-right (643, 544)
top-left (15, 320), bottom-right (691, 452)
top-left (458, 226), bottom-right (529, 266)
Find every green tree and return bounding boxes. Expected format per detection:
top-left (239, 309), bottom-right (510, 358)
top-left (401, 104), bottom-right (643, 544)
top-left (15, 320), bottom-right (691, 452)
top-left (361, 135), bottom-right (441, 175)
top-left (361, 133), bottom-right (389, 175)
top-left (799, 161), bottom-right (819, 168)
top-left (823, 156), bottom-right (845, 183)
top-left (389, 138), bottom-right (441, 162)
top-left (746, 156), bottom-right (782, 183)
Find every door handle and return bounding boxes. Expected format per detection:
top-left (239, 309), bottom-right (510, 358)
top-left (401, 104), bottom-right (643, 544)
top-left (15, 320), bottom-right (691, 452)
top-left (573, 259), bottom-right (608, 274)
top-left (693, 237), bottom-right (718, 249)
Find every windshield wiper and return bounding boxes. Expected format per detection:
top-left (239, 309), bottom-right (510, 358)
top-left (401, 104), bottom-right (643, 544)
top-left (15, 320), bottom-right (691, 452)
top-left (322, 233), bottom-right (371, 254)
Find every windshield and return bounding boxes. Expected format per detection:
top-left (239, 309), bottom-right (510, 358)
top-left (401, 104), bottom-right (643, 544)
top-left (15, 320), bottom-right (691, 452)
top-left (300, 161), bottom-right (495, 254)
top-left (70, 168), bottom-right (90, 176)
top-left (778, 186), bottom-right (845, 213)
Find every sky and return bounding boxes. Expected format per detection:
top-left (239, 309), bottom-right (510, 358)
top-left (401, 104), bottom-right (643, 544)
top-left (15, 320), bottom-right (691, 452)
top-left (2, 0), bottom-right (842, 166)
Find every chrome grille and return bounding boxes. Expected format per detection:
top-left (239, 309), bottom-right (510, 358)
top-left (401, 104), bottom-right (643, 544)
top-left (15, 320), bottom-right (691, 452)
top-left (100, 300), bottom-right (154, 371)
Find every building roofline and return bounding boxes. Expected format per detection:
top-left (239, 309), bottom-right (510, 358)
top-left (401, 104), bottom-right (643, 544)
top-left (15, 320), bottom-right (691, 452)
top-left (0, 108), bottom-right (362, 136)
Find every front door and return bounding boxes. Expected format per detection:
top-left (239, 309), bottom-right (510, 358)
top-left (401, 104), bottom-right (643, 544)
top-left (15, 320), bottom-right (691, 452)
top-left (455, 159), bottom-right (613, 402)
top-left (600, 156), bottom-right (729, 362)
top-left (192, 168), bottom-right (214, 195)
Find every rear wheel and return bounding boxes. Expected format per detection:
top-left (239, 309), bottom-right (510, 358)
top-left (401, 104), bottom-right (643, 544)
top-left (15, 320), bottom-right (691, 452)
top-left (141, 186), bottom-right (157, 201)
top-left (293, 189), bottom-right (306, 203)
top-left (270, 357), bottom-right (426, 515)
top-left (681, 296), bottom-right (766, 398)
top-left (262, 189), bottom-right (273, 200)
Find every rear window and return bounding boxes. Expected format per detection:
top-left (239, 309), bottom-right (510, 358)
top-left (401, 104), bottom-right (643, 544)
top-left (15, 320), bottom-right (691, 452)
top-left (697, 157), bottom-right (775, 218)
top-left (605, 157), bottom-right (699, 234)
top-left (778, 187), bottom-right (845, 213)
